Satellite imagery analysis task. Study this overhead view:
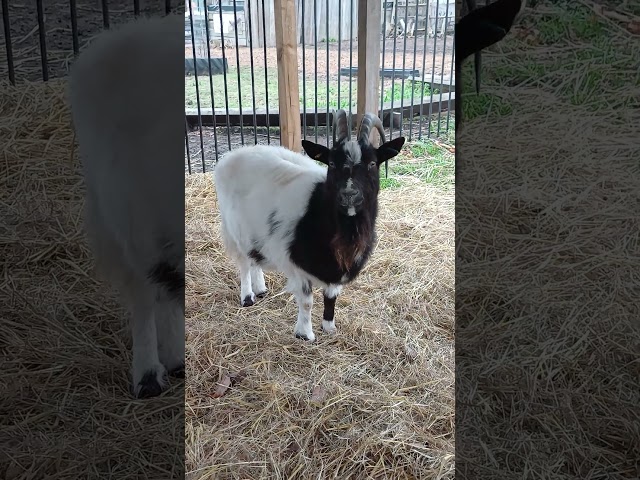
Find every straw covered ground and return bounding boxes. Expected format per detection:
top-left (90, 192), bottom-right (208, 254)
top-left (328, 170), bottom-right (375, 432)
top-left (456, 0), bottom-right (639, 477)
top-left (0, 79), bottom-right (184, 478)
top-left (185, 146), bottom-right (455, 477)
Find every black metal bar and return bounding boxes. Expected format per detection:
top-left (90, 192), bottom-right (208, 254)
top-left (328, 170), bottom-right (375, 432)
top-left (301, 0), bottom-right (307, 141)
top-left (203, 0), bottom-right (219, 160)
top-left (348, 0), bottom-right (354, 132)
top-left (134, 0), bottom-right (140, 16)
top-left (185, 119), bottom-right (192, 174)
top-left (380, 0), bottom-right (388, 131)
top-left (166, 0), bottom-right (171, 14)
top-left (446, 30), bottom-right (455, 131)
top-left (428, 0), bottom-right (440, 138)
top-left (261, 0), bottom-right (271, 144)
top-left (337, 0), bottom-right (341, 110)
top-left (437, 0), bottom-right (450, 135)
top-left (188, 0), bottom-right (206, 170)
top-left (408, 0), bottom-right (420, 141)
top-left (325, 0), bottom-right (329, 147)
top-left (101, 0), bottom-right (110, 29)
top-left (314, 0), bottom-right (318, 143)
top-left (247, 0), bottom-right (258, 144)
top-left (399, 1), bottom-right (410, 137)
top-left (35, 0), bottom-right (48, 81)
top-left (232, 0), bottom-right (244, 145)
top-left (417, 0), bottom-right (430, 140)
top-left (390, 2), bottom-right (399, 140)
top-left (185, 97), bottom-right (453, 127)
top-left (2, 0), bottom-right (15, 84)
top-left (218, 0), bottom-right (233, 149)
top-left (69, 0), bottom-right (79, 56)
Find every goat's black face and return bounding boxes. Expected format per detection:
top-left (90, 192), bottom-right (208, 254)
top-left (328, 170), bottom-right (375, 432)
top-left (302, 137), bottom-right (406, 217)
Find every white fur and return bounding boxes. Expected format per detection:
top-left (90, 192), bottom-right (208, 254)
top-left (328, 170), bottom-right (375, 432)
top-left (322, 320), bottom-right (337, 335)
top-left (344, 141), bottom-right (361, 165)
top-left (215, 145), bottom-right (345, 341)
top-left (69, 14), bottom-right (185, 397)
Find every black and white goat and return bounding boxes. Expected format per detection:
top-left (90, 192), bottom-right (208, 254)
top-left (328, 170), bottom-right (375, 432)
top-left (214, 111), bottom-right (405, 342)
top-left (69, 15), bottom-right (185, 398)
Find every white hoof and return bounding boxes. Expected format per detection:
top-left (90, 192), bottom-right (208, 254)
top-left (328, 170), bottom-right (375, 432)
top-left (322, 320), bottom-right (337, 335)
top-left (294, 324), bottom-right (315, 342)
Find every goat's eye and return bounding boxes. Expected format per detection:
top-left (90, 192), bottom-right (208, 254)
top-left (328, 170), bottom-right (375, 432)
top-left (328, 161), bottom-right (335, 168)
top-left (368, 161), bottom-right (376, 170)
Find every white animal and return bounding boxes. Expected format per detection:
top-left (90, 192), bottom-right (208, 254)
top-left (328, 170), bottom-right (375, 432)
top-left (69, 14), bottom-right (185, 398)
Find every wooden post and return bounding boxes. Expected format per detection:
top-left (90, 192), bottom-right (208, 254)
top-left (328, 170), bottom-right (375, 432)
top-left (357, 0), bottom-right (382, 145)
top-left (274, 0), bottom-right (301, 152)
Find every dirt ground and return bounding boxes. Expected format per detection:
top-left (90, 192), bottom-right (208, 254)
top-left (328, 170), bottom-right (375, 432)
top-left (185, 34), bottom-right (455, 82)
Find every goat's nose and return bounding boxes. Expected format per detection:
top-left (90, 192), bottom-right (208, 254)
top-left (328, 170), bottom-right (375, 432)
top-left (340, 190), bottom-right (362, 206)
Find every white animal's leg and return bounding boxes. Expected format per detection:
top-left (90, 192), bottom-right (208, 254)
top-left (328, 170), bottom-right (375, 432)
top-left (154, 297), bottom-right (185, 378)
top-left (292, 279), bottom-right (315, 342)
top-left (251, 266), bottom-right (268, 297)
top-left (129, 287), bottom-right (168, 398)
top-left (322, 284), bottom-right (342, 335)
top-left (219, 220), bottom-right (255, 306)
top-left (238, 256), bottom-right (256, 307)
top-left (84, 198), bottom-right (166, 398)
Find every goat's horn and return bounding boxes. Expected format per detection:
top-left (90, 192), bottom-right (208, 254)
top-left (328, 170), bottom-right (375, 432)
top-left (357, 112), bottom-right (386, 147)
top-left (332, 109), bottom-right (350, 145)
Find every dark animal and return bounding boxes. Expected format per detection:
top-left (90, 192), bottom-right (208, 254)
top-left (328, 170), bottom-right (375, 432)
top-left (455, 0), bottom-right (527, 130)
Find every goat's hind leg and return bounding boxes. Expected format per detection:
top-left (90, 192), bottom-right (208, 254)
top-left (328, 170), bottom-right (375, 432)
top-left (220, 226), bottom-right (256, 307)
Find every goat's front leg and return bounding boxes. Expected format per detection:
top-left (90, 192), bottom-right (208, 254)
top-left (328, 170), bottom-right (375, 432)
top-left (322, 284), bottom-right (342, 335)
top-left (250, 265), bottom-right (268, 298)
top-left (292, 279), bottom-right (315, 342)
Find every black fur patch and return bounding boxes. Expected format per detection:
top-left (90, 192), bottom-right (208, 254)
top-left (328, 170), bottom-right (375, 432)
top-left (249, 248), bottom-right (265, 263)
top-left (267, 210), bottom-right (282, 236)
top-left (288, 182), bottom-right (377, 285)
top-left (323, 294), bottom-right (337, 321)
top-left (302, 280), bottom-right (313, 296)
top-left (148, 261), bottom-right (184, 297)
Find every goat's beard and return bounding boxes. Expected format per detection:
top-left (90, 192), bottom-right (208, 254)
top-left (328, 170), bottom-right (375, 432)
top-left (331, 211), bottom-right (373, 272)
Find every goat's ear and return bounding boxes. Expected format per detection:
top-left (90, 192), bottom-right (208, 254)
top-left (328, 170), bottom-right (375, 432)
top-left (376, 136), bottom-right (405, 165)
top-left (302, 140), bottom-right (331, 165)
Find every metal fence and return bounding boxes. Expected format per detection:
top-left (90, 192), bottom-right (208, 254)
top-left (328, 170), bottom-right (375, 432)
top-left (185, 0), bottom-right (456, 174)
top-left (0, 1), bottom-right (178, 83)
top-left (0, 0), bottom-right (456, 176)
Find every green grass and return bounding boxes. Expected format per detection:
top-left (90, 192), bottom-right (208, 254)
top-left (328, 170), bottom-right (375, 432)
top-left (535, 3), bottom-right (606, 44)
top-left (379, 138), bottom-right (454, 190)
top-left (185, 68), bottom-right (438, 111)
top-left (460, 1), bottom-right (640, 119)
